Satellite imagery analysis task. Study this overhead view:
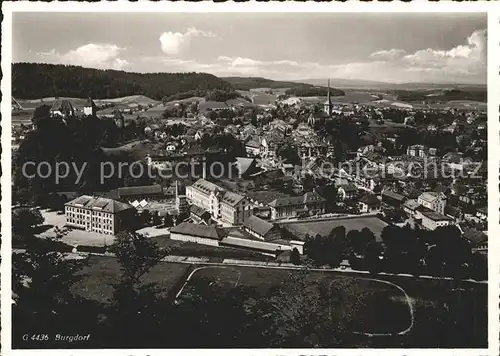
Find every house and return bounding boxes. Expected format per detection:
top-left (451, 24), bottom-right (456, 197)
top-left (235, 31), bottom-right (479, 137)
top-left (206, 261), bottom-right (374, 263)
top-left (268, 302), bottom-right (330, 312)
top-left (337, 183), bottom-right (358, 200)
top-left (476, 207), bottom-right (487, 221)
top-left (245, 137), bottom-right (262, 157)
top-left (403, 199), bottom-right (421, 217)
top-left (418, 210), bottom-right (453, 230)
top-left (462, 227), bottom-right (487, 251)
top-left (190, 205), bottom-right (211, 225)
top-left (170, 222), bottom-right (226, 247)
top-left (359, 194), bottom-right (380, 213)
top-left (418, 191), bottom-right (447, 215)
top-left (83, 97), bottom-right (97, 116)
top-left (186, 178), bottom-right (253, 225)
top-left (65, 195), bottom-right (135, 235)
top-left (381, 190), bottom-right (406, 208)
top-left (50, 99), bottom-right (75, 118)
top-left (243, 215), bottom-right (281, 241)
top-left (268, 191), bottom-right (325, 220)
top-left (407, 144), bottom-right (429, 158)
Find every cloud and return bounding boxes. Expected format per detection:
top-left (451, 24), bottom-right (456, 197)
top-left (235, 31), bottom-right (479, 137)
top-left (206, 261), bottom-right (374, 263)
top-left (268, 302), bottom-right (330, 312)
top-left (369, 49), bottom-right (406, 60)
top-left (159, 27), bottom-right (216, 56)
top-left (137, 29), bottom-right (486, 84)
top-left (403, 29), bottom-right (486, 74)
top-left (37, 43), bottom-right (129, 70)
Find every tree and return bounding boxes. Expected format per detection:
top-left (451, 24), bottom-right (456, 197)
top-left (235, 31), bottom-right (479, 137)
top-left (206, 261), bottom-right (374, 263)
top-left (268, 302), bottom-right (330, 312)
top-left (106, 230), bottom-right (170, 347)
top-left (364, 241), bottom-right (384, 274)
top-left (12, 208), bottom-right (44, 236)
top-left (109, 231), bottom-right (168, 284)
top-left (290, 248), bottom-right (301, 265)
top-left (163, 213), bottom-right (174, 227)
top-left (12, 229), bottom-right (93, 347)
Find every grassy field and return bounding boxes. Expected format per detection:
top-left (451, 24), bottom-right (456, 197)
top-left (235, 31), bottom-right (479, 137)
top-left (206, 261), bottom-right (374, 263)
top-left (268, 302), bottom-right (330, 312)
top-left (71, 255), bottom-right (191, 303)
top-left (281, 216), bottom-right (388, 241)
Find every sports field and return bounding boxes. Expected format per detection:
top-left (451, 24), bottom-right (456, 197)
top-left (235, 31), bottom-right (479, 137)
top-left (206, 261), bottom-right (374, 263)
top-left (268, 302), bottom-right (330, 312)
top-left (282, 216), bottom-right (388, 241)
top-left (175, 265), bottom-right (414, 336)
top-left (70, 256), bottom-right (487, 347)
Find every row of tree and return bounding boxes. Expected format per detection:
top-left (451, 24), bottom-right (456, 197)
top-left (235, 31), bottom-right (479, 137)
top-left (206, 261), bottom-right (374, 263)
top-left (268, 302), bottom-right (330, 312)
top-left (294, 224), bottom-right (486, 280)
top-left (13, 63), bottom-right (233, 100)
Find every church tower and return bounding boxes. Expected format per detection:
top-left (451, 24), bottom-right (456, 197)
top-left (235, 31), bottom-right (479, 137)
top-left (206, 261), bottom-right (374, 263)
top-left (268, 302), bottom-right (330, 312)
top-left (323, 79), bottom-right (333, 117)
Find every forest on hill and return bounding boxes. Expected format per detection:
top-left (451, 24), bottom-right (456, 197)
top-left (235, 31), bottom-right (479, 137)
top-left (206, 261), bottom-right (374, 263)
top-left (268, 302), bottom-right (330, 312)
top-left (12, 63), bottom-right (233, 100)
top-left (394, 89), bottom-right (487, 103)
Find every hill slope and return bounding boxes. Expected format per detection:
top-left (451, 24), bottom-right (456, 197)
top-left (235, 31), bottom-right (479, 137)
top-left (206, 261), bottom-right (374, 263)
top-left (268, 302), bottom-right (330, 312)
top-left (12, 63), bottom-right (233, 100)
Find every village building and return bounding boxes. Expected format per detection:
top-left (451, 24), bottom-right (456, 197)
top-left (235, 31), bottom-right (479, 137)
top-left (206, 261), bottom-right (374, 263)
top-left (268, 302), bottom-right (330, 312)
top-left (337, 183), bottom-right (359, 200)
top-left (418, 191), bottom-right (447, 215)
top-left (83, 97), bottom-right (97, 116)
top-left (268, 191), bottom-right (325, 220)
top-left (186, 178), bottom-right (252, 225)
top-left (65, 195), bottom-right (135, 235)
top-left (418, 210), bottom-right (453, 230)
top-left (359, 194), bottom-right (381, 213)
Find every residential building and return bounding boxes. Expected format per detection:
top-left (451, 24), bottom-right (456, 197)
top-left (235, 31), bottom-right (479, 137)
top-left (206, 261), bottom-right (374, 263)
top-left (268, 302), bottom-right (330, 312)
top-left (268, 191), bottom-right (325, 220)
top-left (381, 190), bottom-right (406, 208)
top-left (186, 178), bottom-right (252, 225)
top-left (407, 144), bottom-right (429, 158)
top-left (419, 210), bottom-right (453, 230)
top-left (190, 205), bottom-right (211, 225)
top-left (243, 215), bottom-right (281, 241)
top-left (418, 191), bottom-right (447, 215)
top-left (50, 99), bottom-right (75, 118)
top-left (65, 195), bottom-right (135, 235)
top-left (359, 194), bottom-right (381, 213)
top-left (403, 199), bottom-right (421, 217)
top-left (337, 183), bottom-right (358, 200)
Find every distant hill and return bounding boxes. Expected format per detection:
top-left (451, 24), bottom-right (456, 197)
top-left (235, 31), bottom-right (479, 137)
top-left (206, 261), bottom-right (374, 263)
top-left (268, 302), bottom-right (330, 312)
top-left (12, 63), bottom-right (233, 100)
top-left (295, 78), bottom-right (487, 91)
top-left (394, 88), bottom-right (487, 103)
top-left (222, 76), bottom-right (315, 91)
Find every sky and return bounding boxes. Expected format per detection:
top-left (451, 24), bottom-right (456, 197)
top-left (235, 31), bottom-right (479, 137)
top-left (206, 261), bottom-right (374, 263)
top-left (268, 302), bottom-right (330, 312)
top-left (13, 12), bottom-right (487, 84)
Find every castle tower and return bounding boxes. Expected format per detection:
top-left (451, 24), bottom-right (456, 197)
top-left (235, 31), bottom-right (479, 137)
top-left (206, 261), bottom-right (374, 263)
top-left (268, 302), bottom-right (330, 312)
top-left (323, 78), bottom-right (333, 117)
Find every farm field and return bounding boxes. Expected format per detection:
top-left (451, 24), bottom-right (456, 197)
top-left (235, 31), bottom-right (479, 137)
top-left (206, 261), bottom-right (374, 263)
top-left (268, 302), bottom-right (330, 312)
top-left (281, 216), bottom-right (388, 241)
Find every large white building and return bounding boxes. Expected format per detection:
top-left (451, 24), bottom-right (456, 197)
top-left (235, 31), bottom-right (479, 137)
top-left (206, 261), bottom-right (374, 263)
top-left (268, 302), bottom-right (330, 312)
top-left (186, 179), bottom-right (252, 225)
top-left (65, 195), bottom-right (135, 235)
top-left (418, 192), bottom-right (447, 215)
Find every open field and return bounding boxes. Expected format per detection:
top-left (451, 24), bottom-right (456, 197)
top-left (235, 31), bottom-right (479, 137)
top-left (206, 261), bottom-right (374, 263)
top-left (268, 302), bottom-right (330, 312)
top-left (281, 216), bottom-right (388, 241)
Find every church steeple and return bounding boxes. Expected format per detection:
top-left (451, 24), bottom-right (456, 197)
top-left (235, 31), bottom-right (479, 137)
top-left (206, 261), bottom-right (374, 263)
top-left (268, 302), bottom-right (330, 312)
top-left (324, 78), bottom-right (332, 117)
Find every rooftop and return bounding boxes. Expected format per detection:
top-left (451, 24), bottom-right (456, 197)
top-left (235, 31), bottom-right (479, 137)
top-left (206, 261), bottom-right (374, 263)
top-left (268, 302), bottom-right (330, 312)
top-left (117, 184), bottom-right (163, 197)
top-left (243, 215), bottom-right (276, 238)
top-left (170, 222), bottom-right (226, 241)
top-left (66, 195), bottom-right (133, 213)
top-left (419, 210), bottom-right (452, 221)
